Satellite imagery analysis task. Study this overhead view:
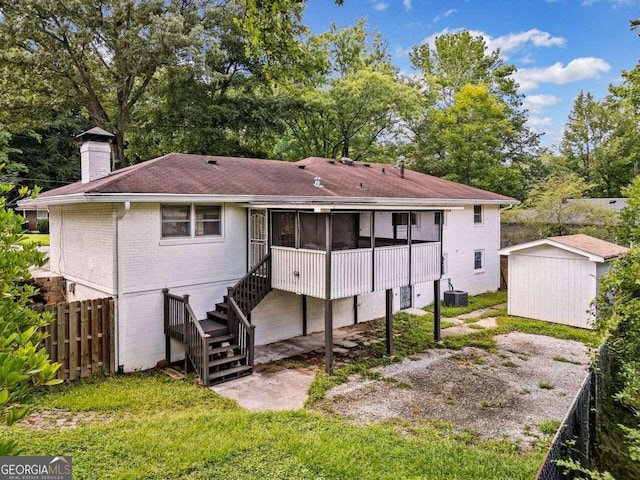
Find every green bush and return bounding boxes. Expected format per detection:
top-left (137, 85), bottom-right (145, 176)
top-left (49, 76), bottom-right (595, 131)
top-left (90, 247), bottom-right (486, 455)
top-left (36, 218), bottom-right (49, 234)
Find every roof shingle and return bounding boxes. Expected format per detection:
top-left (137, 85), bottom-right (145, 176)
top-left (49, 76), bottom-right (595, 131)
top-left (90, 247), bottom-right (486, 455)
top-left (549, 234), bottom-right (629, 260)
top-left (38, 154), bottom-right (516, 203)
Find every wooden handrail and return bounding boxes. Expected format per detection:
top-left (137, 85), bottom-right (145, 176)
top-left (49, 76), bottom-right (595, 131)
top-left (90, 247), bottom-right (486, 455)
top-left (235, 253), bottom-right (271, 287)
top-left (228, 296), bottom-right (252, 331)
top-left (163, 289), bottom-right (210, 385)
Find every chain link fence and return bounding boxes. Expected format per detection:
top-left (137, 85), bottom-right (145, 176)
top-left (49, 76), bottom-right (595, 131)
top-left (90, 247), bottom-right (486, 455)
top-left (535, 345), bottom-right (608, 480)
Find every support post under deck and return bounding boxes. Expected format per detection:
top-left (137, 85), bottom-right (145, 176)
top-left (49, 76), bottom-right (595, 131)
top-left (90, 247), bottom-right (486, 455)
top-left (385, 288), bottom-right (393, 355)
top-left (434, 280), bottom-right (441, 342)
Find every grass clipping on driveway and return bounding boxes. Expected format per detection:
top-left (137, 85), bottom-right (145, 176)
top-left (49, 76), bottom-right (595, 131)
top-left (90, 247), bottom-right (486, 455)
top-left (6, 372), bottom-right (542, 480)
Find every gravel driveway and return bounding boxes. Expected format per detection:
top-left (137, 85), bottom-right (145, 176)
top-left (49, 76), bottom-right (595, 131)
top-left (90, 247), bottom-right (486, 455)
top-left (316, 332), bottom-right (591, 445)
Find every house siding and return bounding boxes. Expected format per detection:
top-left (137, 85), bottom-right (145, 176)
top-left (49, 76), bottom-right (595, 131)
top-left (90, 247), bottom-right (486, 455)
top-left (48, 204), bottom-right (116, 300)
top-left (117, 203), bottom-right (247, 371)
top-left (48, 201), bottom-right (503, 370)
top-left (507, 251), bottom-right (597, 329)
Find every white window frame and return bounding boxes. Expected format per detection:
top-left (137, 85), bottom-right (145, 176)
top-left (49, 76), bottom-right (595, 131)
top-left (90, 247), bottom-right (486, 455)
top-left (474, 249), bottom-right (484, 272)
top-left (160, 204), bottom-right (224, 243)
top-left (473, 205), bottom-right (483, 225)
top-left (36, 210), bottom-right (48, 220)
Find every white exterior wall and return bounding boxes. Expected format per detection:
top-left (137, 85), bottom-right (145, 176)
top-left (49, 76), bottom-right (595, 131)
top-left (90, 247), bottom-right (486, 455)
top-left (48, 204), bottom-right (116, 300)
top-left (117, 203), bottom-right (247, 371)
top-left (253, 204), bottom-right (503, 344)
top-left (507, 245), bottom-right (598, 329)
top-left (440, 205), bottom-right (501, 296)
top-left (49, 200), bottom-right (504, 370)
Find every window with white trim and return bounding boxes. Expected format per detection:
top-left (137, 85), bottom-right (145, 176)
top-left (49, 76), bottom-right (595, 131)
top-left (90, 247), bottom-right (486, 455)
top-left (195, 206), bottom-right (221, 236)
top-left (36, 210), bottom-right (48, 220)
top-left (161, 205), bottom-right (222, 238)
top-left (473, 205), bottom-right (483, 224)
top-left (474, 250), bottom-right (484, 270)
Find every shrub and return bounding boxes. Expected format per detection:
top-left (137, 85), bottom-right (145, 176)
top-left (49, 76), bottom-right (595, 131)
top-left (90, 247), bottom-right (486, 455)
top-left (36, 218), bottom-right (49, 234)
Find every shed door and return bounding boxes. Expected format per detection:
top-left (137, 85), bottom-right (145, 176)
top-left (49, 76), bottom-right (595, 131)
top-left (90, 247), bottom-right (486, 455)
top-left (507, 255), bottom-right (596, 329)
top-left (249, 209), bottom-right (267, 269)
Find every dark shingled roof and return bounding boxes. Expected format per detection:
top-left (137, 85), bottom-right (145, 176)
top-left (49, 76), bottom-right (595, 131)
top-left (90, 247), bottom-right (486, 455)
top-left (38, 154), bottom-right (516, 202)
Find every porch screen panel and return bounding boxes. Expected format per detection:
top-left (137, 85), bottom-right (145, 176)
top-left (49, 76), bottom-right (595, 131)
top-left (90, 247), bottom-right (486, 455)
top-left (272, 212), bottom-right (296, 247)
top-left (331, 213), bottom-right (358, 251)
top-left (299, 213), bottom-right (326, 250)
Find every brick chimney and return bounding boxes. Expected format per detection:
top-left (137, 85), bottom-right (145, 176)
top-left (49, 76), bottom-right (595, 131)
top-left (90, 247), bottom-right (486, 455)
top-left (76, 127), bottom-right (114, 183)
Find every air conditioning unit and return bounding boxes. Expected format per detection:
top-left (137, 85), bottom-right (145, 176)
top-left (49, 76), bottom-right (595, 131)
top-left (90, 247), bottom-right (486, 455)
top-left (444, 290), bottom-right (468, 307)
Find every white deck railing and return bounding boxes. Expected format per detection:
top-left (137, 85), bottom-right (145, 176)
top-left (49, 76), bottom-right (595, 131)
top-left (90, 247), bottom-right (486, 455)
top-left (271, 243), bottom-right (441, 300)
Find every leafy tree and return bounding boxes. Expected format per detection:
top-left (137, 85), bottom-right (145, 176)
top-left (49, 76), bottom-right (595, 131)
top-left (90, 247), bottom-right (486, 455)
top-left (593, 246), bottom-right (640, 478)
top-left (7, 109), bottom-right (92, 191)
top-left (273, 21), bottom-right (419, 161)
top-left (127, 1), bottom-right (293, 161)
top-left (615, 177), bottom-right (640, 247)
top-left (503, 174), bottom-right (616, 238)
top-left (0, 166), bottom-right (61, 455)
top-left (555, 90), bottom-right (635, 197)
top-left (409, 31), bottom-right (541, 199)
top-left (0, 0), bottom-right (205, 168)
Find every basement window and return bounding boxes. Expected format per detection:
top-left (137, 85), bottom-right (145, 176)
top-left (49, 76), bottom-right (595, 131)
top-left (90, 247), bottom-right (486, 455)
top-left (474, 250), bottom-right (484, 271)
top-left (161, 205), bottom-right (223, 238)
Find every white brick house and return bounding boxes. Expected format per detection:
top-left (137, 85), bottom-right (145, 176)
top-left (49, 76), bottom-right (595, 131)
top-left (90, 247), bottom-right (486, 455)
top-left (20, 129), bottom-right (517, 384)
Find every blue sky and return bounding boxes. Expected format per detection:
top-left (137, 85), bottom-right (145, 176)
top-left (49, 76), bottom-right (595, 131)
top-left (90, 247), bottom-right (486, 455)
top-left (303, 0), bottom-right (640, 149)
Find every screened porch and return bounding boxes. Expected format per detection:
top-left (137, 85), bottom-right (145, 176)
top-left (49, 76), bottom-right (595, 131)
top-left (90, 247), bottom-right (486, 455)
top-left (268, 210), bottom-right (443, 300)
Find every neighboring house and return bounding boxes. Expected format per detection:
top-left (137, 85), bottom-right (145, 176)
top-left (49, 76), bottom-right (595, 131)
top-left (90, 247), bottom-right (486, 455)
top-left (499, 234), bottom-right (628, 329)
top-left (17, 205), bottom-right (49, 231)
top-left (19, 128), bottom-right (518, 384)
top-left (501, 198), bottom-right (625, 248)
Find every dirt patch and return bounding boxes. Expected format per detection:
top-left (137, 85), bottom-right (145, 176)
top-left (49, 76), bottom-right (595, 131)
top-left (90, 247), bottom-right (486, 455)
top-left (315, 332), bottom-right (590, 445)
top-left (21, 409), bottom-right (113, 430)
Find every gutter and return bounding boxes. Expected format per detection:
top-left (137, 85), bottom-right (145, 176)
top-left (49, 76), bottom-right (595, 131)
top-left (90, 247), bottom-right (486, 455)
top-left (19, 193), bottom-right (520, 207)
top-left (114, 201), bottom-right (130, 373)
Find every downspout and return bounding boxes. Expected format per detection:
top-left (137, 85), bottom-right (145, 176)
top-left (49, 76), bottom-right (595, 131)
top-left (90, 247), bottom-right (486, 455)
top-left (114, 201), bottom-right (131, 373)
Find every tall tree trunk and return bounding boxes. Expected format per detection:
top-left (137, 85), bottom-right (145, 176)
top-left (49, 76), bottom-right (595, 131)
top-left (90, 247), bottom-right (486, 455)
top-left (113, 130), bottom-right (127, 170)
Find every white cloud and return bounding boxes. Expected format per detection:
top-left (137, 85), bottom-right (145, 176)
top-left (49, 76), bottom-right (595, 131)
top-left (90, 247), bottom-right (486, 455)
top-left (522, 94), bottom-right (561, 113)
top-left (490, 29), bottom-right (566, 54)
top-left (527, 116), bottom-right (554, 127)
top-left (434, 9), bottom-right (458, 22)
top-left (420, 28), bottom-right (565, 58)
top-left (373, 2), bottom-right (389, 11)
top-left (581, 0), bottom-right (635, 6)
top-left (394, 44), bottom-right (413, 58)
top-left (403, 0), bottom-right (412, 11)
top-left (513, 57), bottom-right (611, 91)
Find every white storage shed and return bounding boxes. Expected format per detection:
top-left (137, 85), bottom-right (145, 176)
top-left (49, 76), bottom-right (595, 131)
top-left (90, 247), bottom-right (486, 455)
top-left (499, 234), bottom-right (628, 329)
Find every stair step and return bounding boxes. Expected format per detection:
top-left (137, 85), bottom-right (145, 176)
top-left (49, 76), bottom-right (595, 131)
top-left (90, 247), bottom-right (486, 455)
top-left (208, 365), bottom-right (253, 382)
top-left (207, 334), bottom-right (235, 344)
top-left (209, 354), bottom-right (246, 368)
top-left (215, 302), bottom-right (229, 313)
top-left (209, 344), bottom-right (240, 355)
top-left (198, 319), bottom-right (227, 337)
top-left (207, 310), bottom-right (228, 323)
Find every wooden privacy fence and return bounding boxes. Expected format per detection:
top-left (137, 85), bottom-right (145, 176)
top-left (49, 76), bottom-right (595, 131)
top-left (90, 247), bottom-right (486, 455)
top-left (36, 298), bottom-right (115, 381)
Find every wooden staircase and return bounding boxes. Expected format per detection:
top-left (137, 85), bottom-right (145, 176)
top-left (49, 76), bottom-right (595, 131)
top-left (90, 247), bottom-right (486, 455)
top-left (163, 254), bottom-right (271, 386)
top-left (203, 297), bottom-right (252, 384)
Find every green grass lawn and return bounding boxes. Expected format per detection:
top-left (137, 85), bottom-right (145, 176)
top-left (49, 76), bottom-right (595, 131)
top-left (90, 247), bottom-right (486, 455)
top-left (4, 372), bottom-right (544, 480)
top-left (424, 290), bottom-right (507, 318)
top-left (2, 294), bottom-right (598, 479)
top-left (20, 233), bottom-right (50, 246)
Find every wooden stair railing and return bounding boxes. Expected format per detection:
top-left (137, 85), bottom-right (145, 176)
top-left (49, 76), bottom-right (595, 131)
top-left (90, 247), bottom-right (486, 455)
top-left (163, 290), bottom-right (209, 385)
top-left (227, 254), bottom-right (271, 367)
top-left (229, 254), bottom-right (271, 319)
